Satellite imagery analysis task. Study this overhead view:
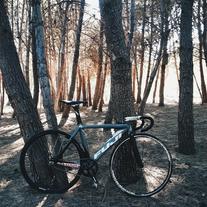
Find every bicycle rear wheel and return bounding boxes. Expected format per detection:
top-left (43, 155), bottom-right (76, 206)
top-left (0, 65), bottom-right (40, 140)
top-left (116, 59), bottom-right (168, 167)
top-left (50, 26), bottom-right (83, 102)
top-left (110, 133), bottom-right (172, 197)
top-left (20, 130), bottom-right (81, 193)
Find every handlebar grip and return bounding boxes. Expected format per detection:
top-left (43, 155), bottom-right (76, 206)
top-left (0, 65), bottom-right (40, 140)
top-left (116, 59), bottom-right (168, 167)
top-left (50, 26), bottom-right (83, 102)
top-left (140, 116), bottom-right (154, 132)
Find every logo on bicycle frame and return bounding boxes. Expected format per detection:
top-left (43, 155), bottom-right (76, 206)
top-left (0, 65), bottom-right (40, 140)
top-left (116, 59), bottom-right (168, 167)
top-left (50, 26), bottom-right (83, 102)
top-left (93, 130), bottom-right (124, 160)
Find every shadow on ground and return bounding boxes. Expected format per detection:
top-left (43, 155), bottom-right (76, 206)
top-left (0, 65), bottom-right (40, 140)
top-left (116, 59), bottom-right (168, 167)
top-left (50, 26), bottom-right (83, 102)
top-left (0, 104), bottom-right (207, 207)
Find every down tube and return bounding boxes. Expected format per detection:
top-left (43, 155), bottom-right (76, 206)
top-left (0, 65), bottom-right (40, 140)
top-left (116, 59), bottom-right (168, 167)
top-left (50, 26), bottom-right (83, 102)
top-left (93, 129), bottom-right (127, 160)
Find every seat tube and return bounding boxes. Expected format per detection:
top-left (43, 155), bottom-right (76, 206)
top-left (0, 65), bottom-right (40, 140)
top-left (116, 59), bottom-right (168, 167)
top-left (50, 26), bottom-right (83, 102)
top-left (73, 105), bottom-right (83, 125)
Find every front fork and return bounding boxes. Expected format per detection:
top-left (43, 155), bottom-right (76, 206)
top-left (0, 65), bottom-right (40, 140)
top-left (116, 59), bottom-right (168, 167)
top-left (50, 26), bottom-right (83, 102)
top-left (130, 133), bottom-right (144, 168)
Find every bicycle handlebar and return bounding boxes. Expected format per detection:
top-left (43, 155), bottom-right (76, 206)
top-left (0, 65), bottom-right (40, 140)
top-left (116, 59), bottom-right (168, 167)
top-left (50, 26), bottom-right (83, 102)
top-left (125, 115), bottom-right (154, 132)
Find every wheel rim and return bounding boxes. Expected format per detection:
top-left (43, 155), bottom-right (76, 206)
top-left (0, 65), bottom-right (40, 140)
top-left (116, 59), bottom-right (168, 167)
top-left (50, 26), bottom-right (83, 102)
top-left (110, 134), bottom-right (172, 197)
top-left (20, 130), bottom-right (81, 193)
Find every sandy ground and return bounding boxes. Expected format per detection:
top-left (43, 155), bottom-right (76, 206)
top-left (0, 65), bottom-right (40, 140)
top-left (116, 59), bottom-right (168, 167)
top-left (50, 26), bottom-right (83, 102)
top-left (0, 104), bottom-right (207, 207)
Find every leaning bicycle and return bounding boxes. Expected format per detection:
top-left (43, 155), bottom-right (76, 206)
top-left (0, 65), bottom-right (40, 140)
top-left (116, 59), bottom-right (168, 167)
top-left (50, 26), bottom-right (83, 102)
top-left (20, 100), bottom-right (172, 197)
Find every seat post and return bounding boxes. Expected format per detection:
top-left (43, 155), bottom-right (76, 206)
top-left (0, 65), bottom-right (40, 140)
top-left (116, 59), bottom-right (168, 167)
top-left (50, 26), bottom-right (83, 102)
top-left (72, 105), bottom-right (83, 125)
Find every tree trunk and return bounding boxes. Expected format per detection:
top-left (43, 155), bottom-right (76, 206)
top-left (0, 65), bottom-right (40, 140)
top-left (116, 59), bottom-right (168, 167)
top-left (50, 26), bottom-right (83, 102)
top-left (178, 0), bottom-right (195, 155)
top-left (98, 55), bottom-right (108, 112)
top-left (138, 0), bottom-right (165, 115)
top-left (143, 1), bottom-right (154, 95)
top-left (0, 0), bottom-right (69, 188)
top-left (100, 0), bottom-right (137, 182)
top-left (55, 2), bottom-right (70, 111)
top-left (92, 21), bottom-right (104, 110)
top-left (203, 0), bottom-right (207, 67)
top-left (159, 0), bottom-right (170, 106)
top-left (100, 0), bottom-right (134, 121)
top-left (25, 0), bottom-right (31, 87)
top-left (31, 13), bottom-right (39, 108)
top-left (59, 0), bottom-right (85, 127)
top-left (137, 0), bottom-right (147, 103)
top-left (82, 74), bottom-right (87, 106)
top-left (0, 0), bottom-right (43, 141)
top-left (0, 74), bottom-right (4, 118)
top-left (152, 68), bottom-right (160, 104)
top-left (87, 71), bottom-right (92, 106)
top-left (32, 0), bottom-right (57, 129)
top-left (76, 67), bottom-right (82, 100)
top-left (197, 0), bottom-right (207, 103)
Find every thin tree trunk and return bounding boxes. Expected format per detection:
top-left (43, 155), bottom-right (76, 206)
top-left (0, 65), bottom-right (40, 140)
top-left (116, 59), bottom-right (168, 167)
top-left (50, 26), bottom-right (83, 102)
top-left (55, 2), bottom-right (70, 111)
top-left (98, 56), bottom-right (108, 112)
top-left (127, 0), bottom-right (135, 51)
top-left (92, 21), bottom-right (104, 110)
top-left (31, 26), bottom-right (39, 108)
top-left (137, 0), bottom-right (147, 103)
top-left (203, 0), bottom-right (207, 67)
top-left (152, 67), bottom-right (160, 104)
top-left (76, 67), bottom-right (82, 100)
top-left (143, 1), bottom-right (154, 95)
top-left (25, 0), bottom-right (31, 87)
top-left (138, 0), bottom-right (165, 114)
top-left (197, 0), bottom-right (207, 103)
top-left (59, 0), bottom-right (85, 127)
top-left (159, 0), bottom-right (170, 106)
top-left (0, 74), bottom-right (4, 118)
top-left (32, 0), bottom-right (57, 129)
top-left (82, 74), bottom-right (87, 106)
top-left (87, 71), bottom-right (92, 106)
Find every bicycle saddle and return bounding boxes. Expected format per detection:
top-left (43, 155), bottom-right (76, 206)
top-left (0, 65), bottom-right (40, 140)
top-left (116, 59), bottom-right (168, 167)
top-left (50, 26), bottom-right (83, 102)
top-left (60, 100), bottom-right (87, 106)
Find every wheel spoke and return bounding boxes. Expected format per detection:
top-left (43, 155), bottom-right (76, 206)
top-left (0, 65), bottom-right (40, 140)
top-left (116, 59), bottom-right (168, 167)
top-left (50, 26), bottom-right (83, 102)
top-left (20, 130), bottom-right (81, 193)
top-left (110, 134), bottom-right (172, 197)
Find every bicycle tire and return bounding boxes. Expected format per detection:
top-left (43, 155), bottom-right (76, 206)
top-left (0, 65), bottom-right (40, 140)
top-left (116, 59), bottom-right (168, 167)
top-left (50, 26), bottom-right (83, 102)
top-left (110, 133), bottom-right (172, 197)
top-left (20, 130), bottom-right (82, 193)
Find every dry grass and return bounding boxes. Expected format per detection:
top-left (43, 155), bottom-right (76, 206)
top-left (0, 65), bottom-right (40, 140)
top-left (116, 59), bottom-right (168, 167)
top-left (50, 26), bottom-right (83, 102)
top-left (0, 104), bottom-right (207, 207)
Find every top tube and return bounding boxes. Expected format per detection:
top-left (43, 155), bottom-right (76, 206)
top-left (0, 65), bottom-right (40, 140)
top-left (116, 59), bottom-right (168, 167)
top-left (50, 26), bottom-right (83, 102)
top-left (79, 123), bottom-right (130, 131)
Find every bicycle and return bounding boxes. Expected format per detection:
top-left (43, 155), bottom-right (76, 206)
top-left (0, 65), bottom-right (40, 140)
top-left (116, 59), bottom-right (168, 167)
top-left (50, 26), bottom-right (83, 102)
top-left (20, 100), bottom-right (173, 197)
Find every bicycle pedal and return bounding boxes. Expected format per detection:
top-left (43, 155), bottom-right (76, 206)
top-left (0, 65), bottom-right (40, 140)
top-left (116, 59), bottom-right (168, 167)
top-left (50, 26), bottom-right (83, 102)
top-left (92, 181), bottom-right (98, 188)
top-left (92, 177), bottom-right (98, 188)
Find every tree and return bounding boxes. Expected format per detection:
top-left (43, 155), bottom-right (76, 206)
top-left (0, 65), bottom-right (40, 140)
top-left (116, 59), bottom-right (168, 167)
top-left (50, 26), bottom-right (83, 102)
top-left (59, 0), bottom-right (85, 127)
top-left (136, 0), bottom-right (147, 103)
top-left (159, 0), bottom-right (171, 106)
top-left (0, 0), bottom-right (43, 141)
top-left (100, 0), bottom-right (134, 123)
top-left (197, 0), bottom-right (207, 104)
top-left (32, 0), bottom-right (58, 129)
top-left (138, 0), bottom-right (165, 115)
top-left (178, 0), bottom-right (195, 154)
top-left (100, 0), bottom-right (139, 182)
top-left (92, 21), bottom-right (104, 110)
top-left (203, 0), bottom-right (207, 67)
top-left (0, 0), bottom-right (69, 188)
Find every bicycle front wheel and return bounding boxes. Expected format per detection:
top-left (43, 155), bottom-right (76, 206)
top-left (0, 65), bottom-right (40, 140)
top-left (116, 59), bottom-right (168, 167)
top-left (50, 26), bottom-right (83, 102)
top-left (110, 133), bottom-right (172, 197)
top-left (20, 130), bottom-right (81, 193)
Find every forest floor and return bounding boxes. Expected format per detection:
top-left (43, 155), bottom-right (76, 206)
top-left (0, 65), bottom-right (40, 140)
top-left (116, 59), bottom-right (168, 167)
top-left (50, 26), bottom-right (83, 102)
top-left (0, 104), bottom-right (207, 207)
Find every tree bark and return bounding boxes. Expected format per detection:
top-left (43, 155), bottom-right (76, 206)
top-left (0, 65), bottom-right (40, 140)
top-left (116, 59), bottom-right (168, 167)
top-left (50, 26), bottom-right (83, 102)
top-left (98, 55), bottom-right (108, 112)
top-left (32, 0), bottom-right (57, 129)
top-left (197, 0), bottom-right (207, 103)
top-left (138, 0), bottom-right (165, 115)
top-left (59, 0), bottom-right (85, 127)
top-left (137, 0), bottom-right (147, 103)
top-left (100, 0), bottom-right (134, 122)
top-left (55, 2), bottom-right (70, 111)
top-left (0, 0), bottom-right (43, 141)
top-left (100, 0), bottom-right (137, 182)
top-left (159, 0), bottom-right (171, 106)
top-left (92, 21), bottom-right (104, 110)
top-left (203, 0), bottom-right (207, 67)
top-left (178, 0), bottom-right (195, 154)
